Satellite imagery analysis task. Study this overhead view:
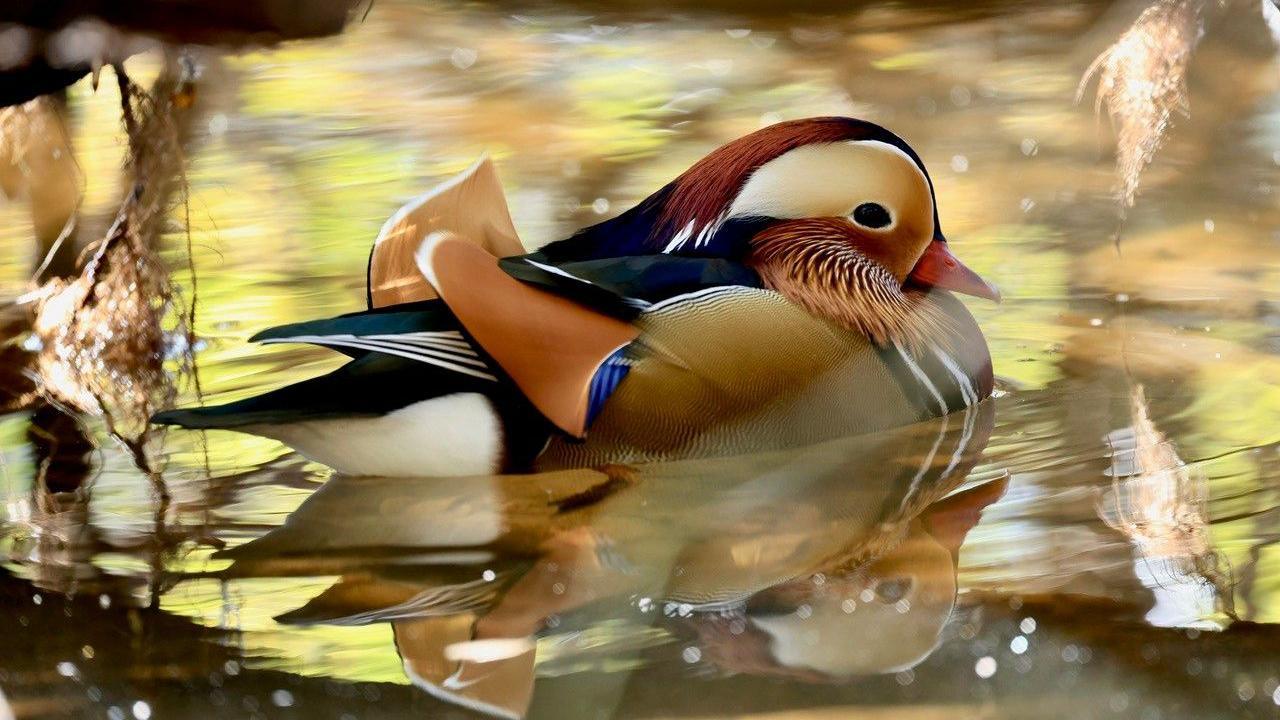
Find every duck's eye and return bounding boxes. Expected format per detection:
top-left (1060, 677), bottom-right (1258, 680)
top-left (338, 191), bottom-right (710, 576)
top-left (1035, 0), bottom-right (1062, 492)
top-left (852, 203), bottom-right (892, 229)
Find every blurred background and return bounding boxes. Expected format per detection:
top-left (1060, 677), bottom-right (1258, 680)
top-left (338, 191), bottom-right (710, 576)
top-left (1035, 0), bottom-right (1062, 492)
top-left (3, 0), bottom-right (1280, 718)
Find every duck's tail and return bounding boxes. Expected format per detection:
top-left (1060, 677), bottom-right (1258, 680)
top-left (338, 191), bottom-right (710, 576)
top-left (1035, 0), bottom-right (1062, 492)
top-left (151, 346), bottom-right (550, 476)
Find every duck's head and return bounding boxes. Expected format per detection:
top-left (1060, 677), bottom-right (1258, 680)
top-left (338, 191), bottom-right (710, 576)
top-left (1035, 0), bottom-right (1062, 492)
top-left (657, 117), bottom-right (999, 345)
top-left (655, 118), bottom-right (991, 280)
top-left (551, 117), bottom-right (997, 338)
top-left (535, 117), bottom-right (993, 345)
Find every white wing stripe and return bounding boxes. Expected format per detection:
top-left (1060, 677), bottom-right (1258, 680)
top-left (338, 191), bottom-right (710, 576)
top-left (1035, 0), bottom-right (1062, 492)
top-left (365, 330), bottom-right (466, 340)
top-left (260, 336), bottom-right (498, 382)
top-left (365, 334), bottom-right (478, 353)
top-left (363, 330), bottom-right (471, 347)
top-left (261, 332), bottom-right (485, 365)
top-left (524, 258), bottom-right (594, 284)
top-left (264, 333), bottom-right (488, 368)
top-left (348, 339), bottom-right (491, 369)
top-left (370, 329), bottom-right (464, 337)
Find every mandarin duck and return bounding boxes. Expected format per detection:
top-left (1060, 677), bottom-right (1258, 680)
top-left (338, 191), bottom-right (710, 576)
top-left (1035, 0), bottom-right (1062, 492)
top-left (153, 117), bottom-right (1000, 477)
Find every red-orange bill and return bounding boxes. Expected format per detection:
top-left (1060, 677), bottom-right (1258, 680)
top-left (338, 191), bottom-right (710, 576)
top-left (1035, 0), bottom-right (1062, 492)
top-left (907, 240), bottom-right (1001, 302)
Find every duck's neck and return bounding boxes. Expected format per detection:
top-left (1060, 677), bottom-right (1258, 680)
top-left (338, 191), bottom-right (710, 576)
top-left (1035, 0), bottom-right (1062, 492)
top-left (746, 233), bottom-right (952, 351)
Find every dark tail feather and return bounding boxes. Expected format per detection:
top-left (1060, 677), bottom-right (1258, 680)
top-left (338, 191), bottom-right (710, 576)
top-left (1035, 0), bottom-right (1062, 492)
top-left (151, 351), bottom-right (497, 430)
top-left (151, 406), bottom-right (239, 430)
top-left (249, 300), bottom-right (455, 344)
top-left (150, 399), bottom-right (365, 430)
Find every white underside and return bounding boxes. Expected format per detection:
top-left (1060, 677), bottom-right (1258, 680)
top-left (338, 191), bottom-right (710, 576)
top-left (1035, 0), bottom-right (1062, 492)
top-left (246, 392), bottom-right (502, 477)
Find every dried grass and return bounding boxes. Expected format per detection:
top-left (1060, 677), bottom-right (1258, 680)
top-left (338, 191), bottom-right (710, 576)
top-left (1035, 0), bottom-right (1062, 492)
top-left (18, 60), bottom-right (203, 499)
top-left (1098, 385), bottom-right (1235, 620)
top-left (1079, 0), bottom-right (1206, 211)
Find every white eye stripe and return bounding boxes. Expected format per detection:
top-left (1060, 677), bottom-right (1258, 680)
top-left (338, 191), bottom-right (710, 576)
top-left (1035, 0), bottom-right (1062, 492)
top-left (726, 140), bottom-right (934, 237)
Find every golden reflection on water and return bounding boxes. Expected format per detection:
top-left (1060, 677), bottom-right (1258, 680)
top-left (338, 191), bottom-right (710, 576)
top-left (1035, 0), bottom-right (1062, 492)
top-left (213, 404), bottom-right (995, 717)
top-left (3, 1), bottom-right (1280, 718)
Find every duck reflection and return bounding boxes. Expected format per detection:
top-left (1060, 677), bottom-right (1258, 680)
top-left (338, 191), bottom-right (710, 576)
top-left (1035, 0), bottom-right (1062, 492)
top-left (221, 401), bottom-right (1001, 719)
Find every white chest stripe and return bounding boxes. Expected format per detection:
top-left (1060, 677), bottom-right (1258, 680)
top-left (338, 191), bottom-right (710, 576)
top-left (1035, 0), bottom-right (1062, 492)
top-left (894, 343), bottom-right (947, 415)
top-left (931, 344), bottom-right (977, 407)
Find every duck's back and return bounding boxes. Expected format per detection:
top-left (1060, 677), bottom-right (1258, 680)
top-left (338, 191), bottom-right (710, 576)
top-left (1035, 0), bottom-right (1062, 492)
top-left (537, 287), bottom-right (988, 469)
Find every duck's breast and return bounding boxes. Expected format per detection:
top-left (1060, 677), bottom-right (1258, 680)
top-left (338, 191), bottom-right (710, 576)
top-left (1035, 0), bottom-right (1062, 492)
top-left (538, 287), bottom-right (989, 468)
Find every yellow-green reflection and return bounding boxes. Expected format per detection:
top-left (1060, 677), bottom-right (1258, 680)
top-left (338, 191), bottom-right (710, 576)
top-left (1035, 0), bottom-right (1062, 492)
top-left (2, 1), bottom-right (1280, 718)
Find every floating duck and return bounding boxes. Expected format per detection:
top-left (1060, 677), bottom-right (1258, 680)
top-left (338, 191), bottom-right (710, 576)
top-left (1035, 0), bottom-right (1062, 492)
top-left (153, 117), bottom-right (1000, 477)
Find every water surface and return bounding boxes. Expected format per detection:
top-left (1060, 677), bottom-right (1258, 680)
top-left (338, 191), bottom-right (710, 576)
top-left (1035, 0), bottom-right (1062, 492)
top-left (3, 1), bottom-right (1280, 718)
